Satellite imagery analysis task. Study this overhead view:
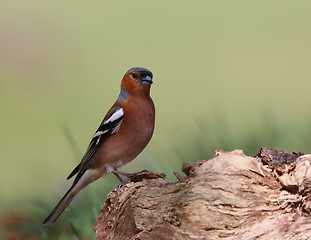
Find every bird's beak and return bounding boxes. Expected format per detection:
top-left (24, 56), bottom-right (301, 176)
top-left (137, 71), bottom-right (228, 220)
top-left (141, 75), bottom-right (153, 85)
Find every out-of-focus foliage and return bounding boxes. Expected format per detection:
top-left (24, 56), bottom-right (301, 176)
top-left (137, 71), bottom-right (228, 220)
top-left (3, 115), bottom-right (311, 239)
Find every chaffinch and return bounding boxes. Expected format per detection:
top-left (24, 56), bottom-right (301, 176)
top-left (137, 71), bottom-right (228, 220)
top-left (43, 67), bottom-right (155, 225)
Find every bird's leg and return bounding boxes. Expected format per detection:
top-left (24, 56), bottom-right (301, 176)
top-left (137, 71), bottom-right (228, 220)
top-left (111, 169), bottom-right (149, 188)
top-left (112, 172), bottom-right (124, 183)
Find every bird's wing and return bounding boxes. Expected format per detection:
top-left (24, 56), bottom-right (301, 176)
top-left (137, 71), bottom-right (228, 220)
top-left (67, 106), bottom-right (124, 180)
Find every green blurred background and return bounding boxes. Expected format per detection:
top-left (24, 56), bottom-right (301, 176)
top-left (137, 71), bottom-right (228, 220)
top-left (1, 0), bottom-right (311, 239)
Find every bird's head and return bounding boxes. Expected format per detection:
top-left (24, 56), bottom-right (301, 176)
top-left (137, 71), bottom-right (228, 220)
top-left (120, 67), bottom-right (153, 98)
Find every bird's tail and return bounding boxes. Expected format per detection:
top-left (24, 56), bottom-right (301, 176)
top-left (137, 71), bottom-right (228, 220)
top-left (43, 168), bottom-right (103, 225)
top-left (43, 184), bottom-right (77, 225)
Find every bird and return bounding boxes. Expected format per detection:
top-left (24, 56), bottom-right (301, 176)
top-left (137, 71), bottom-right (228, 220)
top-left (43, 67), bottom-right (155, 225)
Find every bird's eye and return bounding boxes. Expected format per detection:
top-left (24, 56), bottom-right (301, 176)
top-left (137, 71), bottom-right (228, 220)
top-left (132, 73), bottom-right (137, 78)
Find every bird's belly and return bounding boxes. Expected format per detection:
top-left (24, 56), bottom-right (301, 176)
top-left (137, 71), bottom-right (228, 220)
top-left (94, 123), bottom-right (153, 170)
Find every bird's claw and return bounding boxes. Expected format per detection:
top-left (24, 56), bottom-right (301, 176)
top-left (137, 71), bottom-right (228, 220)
top-left (115, 169), bottom-right (150, 188)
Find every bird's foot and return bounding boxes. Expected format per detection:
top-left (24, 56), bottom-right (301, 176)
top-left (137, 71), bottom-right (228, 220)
top-left (111, 169), bottom-right (149, 188)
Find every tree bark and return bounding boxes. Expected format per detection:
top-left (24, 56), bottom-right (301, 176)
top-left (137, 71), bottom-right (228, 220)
top-left (93, 149), bottom-right (311, 240)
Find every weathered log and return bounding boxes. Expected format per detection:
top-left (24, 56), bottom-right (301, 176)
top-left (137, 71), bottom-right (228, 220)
top-left (93, 149), bottom-right (311, 240)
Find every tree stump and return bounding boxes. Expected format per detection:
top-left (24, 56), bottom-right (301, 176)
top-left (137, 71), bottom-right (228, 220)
top-left (93, 148), bottom-right (311, 240)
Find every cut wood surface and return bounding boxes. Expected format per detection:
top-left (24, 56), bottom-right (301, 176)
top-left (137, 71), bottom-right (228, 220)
top-left (93, 148), bottom-right (311, 240)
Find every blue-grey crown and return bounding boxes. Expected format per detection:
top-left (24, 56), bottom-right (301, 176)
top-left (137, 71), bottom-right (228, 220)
top-left (125, 67), bottom-right (153, 79)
